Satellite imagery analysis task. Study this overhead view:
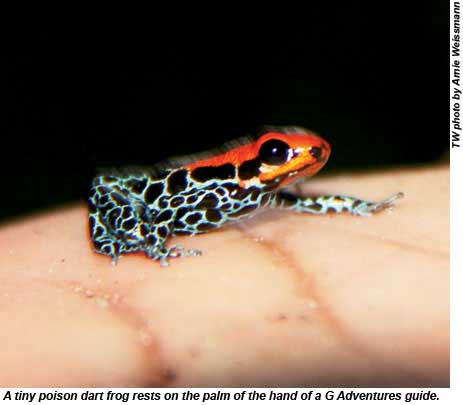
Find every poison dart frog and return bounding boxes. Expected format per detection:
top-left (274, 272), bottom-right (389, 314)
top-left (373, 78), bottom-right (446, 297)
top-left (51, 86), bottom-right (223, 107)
top-left (88, 127), bottom-right (403, 266)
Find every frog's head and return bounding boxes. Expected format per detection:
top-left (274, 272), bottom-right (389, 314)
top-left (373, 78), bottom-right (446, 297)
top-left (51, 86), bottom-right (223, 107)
top-left (252, 127), bottom-right (331, 189)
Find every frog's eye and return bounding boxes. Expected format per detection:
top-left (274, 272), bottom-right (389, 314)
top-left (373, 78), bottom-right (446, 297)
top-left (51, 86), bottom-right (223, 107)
top-left (258, 139), bottom-right (290, 165)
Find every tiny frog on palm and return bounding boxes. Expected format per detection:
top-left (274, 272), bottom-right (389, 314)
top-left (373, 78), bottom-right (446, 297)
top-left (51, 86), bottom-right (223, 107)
top-left (88, 127), bottom-right (403, 266)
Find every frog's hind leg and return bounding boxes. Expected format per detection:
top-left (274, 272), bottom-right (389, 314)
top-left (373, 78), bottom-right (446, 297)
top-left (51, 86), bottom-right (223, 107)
top-left (88, 182), bottom-right (149, 263)
top-left (88, 209), bottom-right (123, 264)
top-left (90, 179), bottom-right (204, 266)
top-left (273, 191), bottom-right (404, 216)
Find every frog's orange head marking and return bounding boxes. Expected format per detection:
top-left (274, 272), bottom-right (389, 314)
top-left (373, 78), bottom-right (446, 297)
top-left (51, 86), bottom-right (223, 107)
top-left (251, 127), bottom-right (331, 189)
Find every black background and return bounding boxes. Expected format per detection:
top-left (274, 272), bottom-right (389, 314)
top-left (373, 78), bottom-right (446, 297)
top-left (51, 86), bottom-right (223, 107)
top-left (1, 6), bottom-right (447, 222)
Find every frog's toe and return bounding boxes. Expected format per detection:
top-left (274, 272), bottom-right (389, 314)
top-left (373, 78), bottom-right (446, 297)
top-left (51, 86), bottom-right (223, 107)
top-left (168, 245), bottom-right (202, 258)
top-left (110, 254), bottom-right (120, 265)
top-left (366, 192), bottom-right (405, 214)
top-left (143, 245), bottom-right (201, 266)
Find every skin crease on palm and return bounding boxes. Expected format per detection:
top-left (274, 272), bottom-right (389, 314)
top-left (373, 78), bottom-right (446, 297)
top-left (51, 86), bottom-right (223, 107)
top-left (0, 165), bottom-right (449, 387)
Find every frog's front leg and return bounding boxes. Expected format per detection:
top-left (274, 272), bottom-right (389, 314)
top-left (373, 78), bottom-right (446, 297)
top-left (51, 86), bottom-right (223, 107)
top-left (144, 207), bottom-right (201, 267)
top-left (143, 212), bottom-right (202, 267)
top-left (272, 191), bottom-right (404, 216)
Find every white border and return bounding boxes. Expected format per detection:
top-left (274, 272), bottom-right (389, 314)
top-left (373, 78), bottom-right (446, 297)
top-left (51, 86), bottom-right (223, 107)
top-left (0, 4), bottom-right (456, 404)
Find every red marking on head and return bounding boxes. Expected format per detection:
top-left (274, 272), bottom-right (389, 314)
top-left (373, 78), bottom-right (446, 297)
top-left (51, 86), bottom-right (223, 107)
top-left (183, 127), bottom-right (331, 188)
top-left (183, 138), bottom-right (260, 170)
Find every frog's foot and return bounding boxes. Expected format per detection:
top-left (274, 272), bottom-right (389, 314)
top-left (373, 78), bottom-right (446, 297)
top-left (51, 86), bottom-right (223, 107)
top-left (145, 245), bottom-right (202, 267)
top-left (168, 245), bottom-right (202, 260)
top-left (352, 192), bottom-right (405, 216)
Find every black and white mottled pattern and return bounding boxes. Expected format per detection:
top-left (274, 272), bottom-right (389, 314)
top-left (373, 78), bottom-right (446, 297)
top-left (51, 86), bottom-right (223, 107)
top-left (88, 166), bottom-right (274, 266)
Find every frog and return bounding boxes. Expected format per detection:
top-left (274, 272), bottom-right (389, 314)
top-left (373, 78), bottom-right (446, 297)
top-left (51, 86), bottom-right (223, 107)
top-left (88, 127), bottom-right (403, 266)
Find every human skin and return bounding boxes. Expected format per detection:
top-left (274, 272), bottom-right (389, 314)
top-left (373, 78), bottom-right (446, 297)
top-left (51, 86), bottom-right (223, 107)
top-left (0, 165), bottom-right (449, 387)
